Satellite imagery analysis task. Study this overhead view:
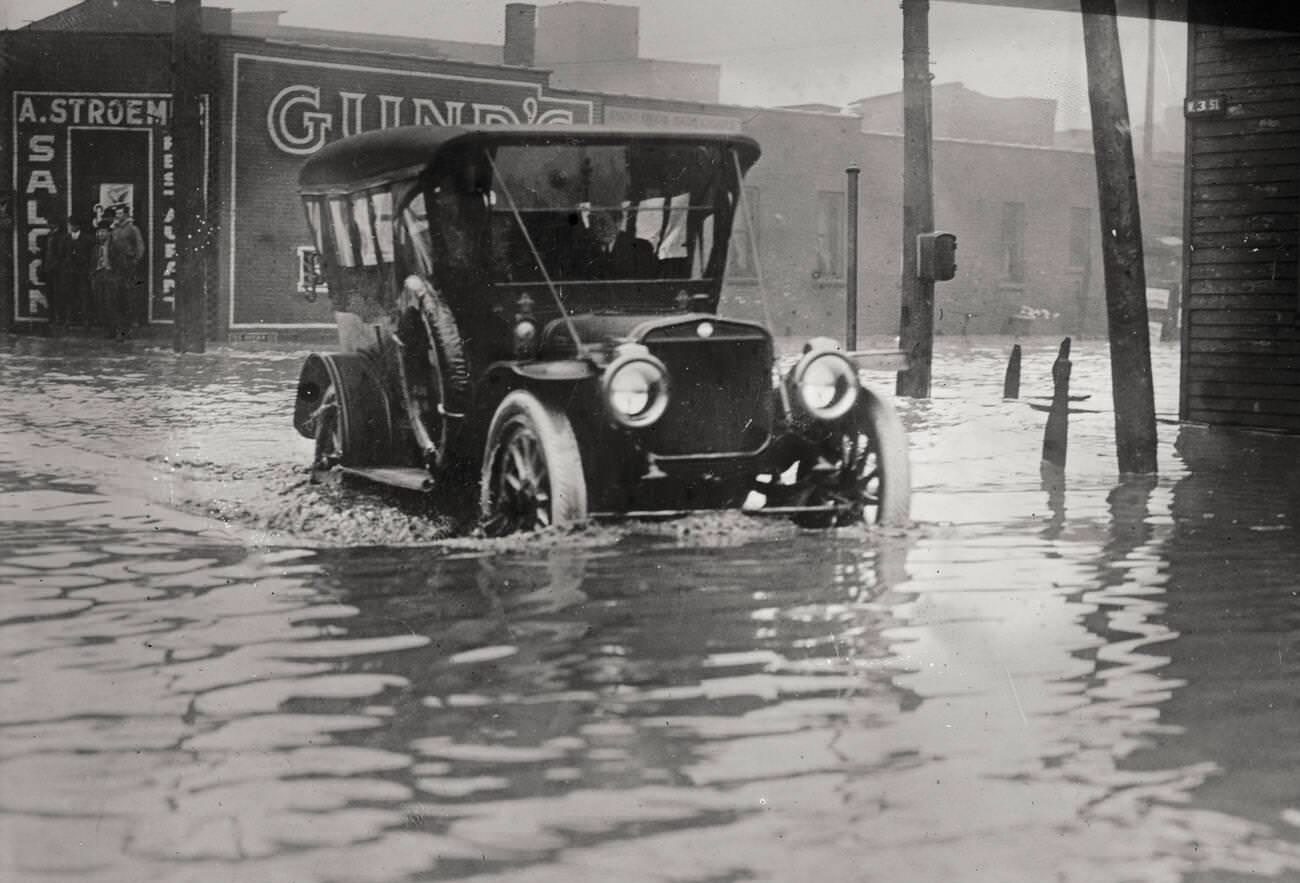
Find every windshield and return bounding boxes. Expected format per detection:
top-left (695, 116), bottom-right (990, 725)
top-left (467, 142), bottom-right (736, 285)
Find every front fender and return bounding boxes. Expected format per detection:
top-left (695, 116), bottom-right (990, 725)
top-left (500, 360), bottom-right (599, 383)
top-left (477, 359), bottom-right (600, 425)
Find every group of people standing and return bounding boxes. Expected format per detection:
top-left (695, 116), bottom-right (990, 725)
top-left (43, 206), bottom-right (145, 339)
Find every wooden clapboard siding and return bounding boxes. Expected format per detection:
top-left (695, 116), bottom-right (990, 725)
top-left (1189, 364), bottom-right (1300, 385)
top-left (1184, 18), bottom-right (1300, 433)
top-left (1188, 261), bottom-right (1296, 280)
top-left (1192, 308), bottom-right (1298, 324)
top-left (1188, 380), bottom-right (1300, 399)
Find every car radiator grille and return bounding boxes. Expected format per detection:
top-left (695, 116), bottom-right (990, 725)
top-left (642, 336), bottom-right (774, 456)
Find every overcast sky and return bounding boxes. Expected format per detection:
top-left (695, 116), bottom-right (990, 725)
top-left (4, 0), bottom-right (1185, 129)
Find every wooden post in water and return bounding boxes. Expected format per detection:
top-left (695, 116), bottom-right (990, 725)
top-left (1042, 338), bottom-right (1072, 468)
top-left (172, 0), bottom-right (207, 353)
top-left (896, 0), bottom-right (936, 399)
top-left (1004, 344), bottom-right (1022, 399)
top-left (1080, 0), bottom-right (1158, 473)
top-left (845, 163), bottom-right (861, 350)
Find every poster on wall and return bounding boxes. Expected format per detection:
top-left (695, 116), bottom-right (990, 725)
top-left (10, 92), bottom-right (209, 324)
top-left (96, 182), bottom-right (135, 225)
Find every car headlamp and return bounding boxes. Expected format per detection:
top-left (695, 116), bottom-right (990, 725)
top-left (602, 347), bottom-right (669, 429)
top-left (513, 318), bottom-right (539, 359)
top-left (790, 347), bottom-right (859, 421)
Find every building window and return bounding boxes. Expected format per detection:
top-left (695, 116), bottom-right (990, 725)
top-left (728, 186), bottom-right (760, 279)
top-left (1069, 207), bottom-right (1091, 269)
top-left (816, 190), bottom-right (845, 280)
top-left (1001, 201), bottom-right (1025, 283)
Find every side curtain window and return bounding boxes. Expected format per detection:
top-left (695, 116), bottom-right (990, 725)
top-left (658, 193), bottom-right (691, 261)
top-left (327, 197), bottom-right (357, 267)
top-left (371, 190), bottom-right (395, 264)
top-left (303, 198), bottom-right (327, 254)
top-left (351, 192), bottom-right (379, 266)
top-left (400, 191), bottom-right (436, 276)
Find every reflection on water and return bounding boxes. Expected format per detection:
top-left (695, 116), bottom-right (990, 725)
top-left (1, 336), bottom-right (1298, 882)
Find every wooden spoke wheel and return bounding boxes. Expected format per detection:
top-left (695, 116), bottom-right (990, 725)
top-left (792, 389), bottom-right (911, 528)
top-left (480, 391), bottom-right (588, 535)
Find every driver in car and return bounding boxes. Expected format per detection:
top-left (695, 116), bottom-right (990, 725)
top-left (580, 209), bottom-right (657, 279)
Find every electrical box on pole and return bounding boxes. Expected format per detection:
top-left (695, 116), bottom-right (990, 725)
top-left (916, 231), bottom-right (957, 282)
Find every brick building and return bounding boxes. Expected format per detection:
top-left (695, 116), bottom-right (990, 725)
top-left (1, 0), bottom-right (1181, 343)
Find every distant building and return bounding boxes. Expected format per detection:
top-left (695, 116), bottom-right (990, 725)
top-left (851, 82), bottom-right (1057, 146)
top-left (534, 2), bottom-right (721, 103)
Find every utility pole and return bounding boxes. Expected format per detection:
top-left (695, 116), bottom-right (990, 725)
top-left (172, 0), bottom-right (206, 353)
top-left (1081, 0), bottom-right (1158, 474)
top-left (0, 31), bottom-right (11, 336)
top-left (845, 163), bottom-right (860, 350)
top-left (896, 0), bottom-right (935, 399)
top-left (1143, 0), bottom-right (1157, 163)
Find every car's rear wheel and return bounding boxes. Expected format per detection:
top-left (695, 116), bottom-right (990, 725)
top-left (303, 353), bottom-right (393, 478)
top-left (791, 388), bottom-right (910, 528)
top-left (480, 391), bottom-right (588, 535)
top-left (311, 384), bottom-right (344, 478)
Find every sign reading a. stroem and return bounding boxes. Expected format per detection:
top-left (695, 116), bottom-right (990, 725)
top-left (228, 53), bottom-right (593, 329)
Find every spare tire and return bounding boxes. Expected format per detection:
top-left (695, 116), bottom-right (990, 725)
top-left (419, 287), bottom-right (470, 415)
top-left (397, 283), bottom-right (471, 471)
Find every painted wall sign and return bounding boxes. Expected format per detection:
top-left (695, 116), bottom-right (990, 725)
top-left (10, 91), bottom-right (210, 325)
top-left (228, 53), bottom-right (594, 329)
top-left (603, 105), bottom-right (742, 133)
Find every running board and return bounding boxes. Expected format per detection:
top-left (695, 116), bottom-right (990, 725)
top-left (339, 466), bottom-right (433, 492)
top-left (589, 503), bottom-right (840, 520)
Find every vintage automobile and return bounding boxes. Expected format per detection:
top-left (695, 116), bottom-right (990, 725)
top-left (292, 125), bottom-right (909, 534)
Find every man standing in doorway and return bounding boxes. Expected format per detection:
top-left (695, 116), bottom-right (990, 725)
top-left (107, 205), bottom-right (145, 339)
top-left (44, 216), bottom-right (96, 331)
top-left (91, 221), bottom-right (118, 338)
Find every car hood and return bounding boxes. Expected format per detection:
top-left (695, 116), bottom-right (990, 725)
top-left (542, 313), bottom-right (771, 356)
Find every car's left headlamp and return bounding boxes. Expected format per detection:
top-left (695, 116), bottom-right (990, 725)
top-left (602, 346), bottom-right (670, 429)
top-left (790, 346), bottom-right (859, 421)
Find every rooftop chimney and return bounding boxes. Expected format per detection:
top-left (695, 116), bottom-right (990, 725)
top-left (503, 3), bottom-right (536, 67)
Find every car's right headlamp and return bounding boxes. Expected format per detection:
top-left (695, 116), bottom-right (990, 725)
top-left (602, 346), bottom-right (670, 429)
top-left (790, 345), bottom-right (859, 421)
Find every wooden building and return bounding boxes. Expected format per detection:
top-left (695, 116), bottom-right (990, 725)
top-left (1183, 7), bottom-right (1300, 434)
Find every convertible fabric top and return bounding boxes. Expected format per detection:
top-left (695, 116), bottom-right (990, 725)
top-left (297, 125), bottom-right (762, 193)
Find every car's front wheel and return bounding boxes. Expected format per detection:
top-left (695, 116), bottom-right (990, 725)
top-left (790, 387), bottom-right (911, 528)
top-left (480, 391), bottom-right (588, 535)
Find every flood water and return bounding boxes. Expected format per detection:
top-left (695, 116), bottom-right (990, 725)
top-left (1, 334), bottom-right (1298, 883)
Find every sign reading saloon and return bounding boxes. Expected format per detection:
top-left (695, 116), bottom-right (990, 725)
top-left (11, 92), bottom-right (208, 325)
top-left (228, 54), bottom-right (593, 329)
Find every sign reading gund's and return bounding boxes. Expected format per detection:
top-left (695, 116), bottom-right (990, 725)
top-left (226, 53), bottom-right (592, 331)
